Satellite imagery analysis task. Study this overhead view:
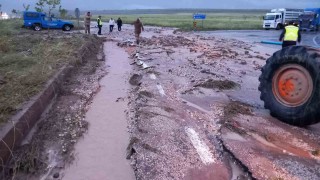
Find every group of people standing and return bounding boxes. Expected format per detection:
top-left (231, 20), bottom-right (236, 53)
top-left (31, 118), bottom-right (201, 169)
top-left (84, 12), bottom-right (144, 45)
top-left (97, 16), bottom-right (122, 35)
top-left (84, 12), bottom-right (123, 35)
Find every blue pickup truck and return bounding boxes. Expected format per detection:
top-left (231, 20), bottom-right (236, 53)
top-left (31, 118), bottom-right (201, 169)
top-left (23, 11), bottom-right (74, 31)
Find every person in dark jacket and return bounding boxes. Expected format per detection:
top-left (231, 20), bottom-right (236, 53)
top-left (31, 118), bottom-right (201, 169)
top-left (133, 18), bottom-right (144, 44)
top-left (117, 18), bottom-right (123, 31)
top-left (279, 21), bottom-right (301, 48)
top-left (84, 12), bottom-right (91, 34)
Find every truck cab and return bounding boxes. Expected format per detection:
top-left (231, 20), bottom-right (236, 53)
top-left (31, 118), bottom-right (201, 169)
top-left (263, 12), bottom-right (283, 30)
top-left (263, 8), bottom-right (303, 30)
top-left (23, 11), bottom-right (74, 31)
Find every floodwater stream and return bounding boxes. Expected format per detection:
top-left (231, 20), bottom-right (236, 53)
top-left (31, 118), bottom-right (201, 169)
top-left (62, 42), bottom-right (135, 180)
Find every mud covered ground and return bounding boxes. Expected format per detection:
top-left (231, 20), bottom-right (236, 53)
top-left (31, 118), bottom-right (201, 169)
top-left (114, 26), bottom-right (320, 180)
top-left (4, 25), bottom-right (320, 180)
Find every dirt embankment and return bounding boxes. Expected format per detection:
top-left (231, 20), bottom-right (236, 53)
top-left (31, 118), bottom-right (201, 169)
top-left (3, 35), bottom-right (106, 179)
top-left (0, 26), bottom-right (99, 125)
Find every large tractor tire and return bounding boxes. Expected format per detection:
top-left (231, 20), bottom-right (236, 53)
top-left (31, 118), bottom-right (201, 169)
top-left (259, 46), bottom-right (320, 126)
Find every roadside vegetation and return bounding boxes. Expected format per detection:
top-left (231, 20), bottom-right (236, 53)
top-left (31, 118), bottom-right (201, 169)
top-left (95, 12), bottom-right (264, 30)
top-left (0, 19), bottom-right (92, 124)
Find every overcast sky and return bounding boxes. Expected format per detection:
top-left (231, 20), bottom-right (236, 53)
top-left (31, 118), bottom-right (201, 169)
top-left (0, 0), bottom-right (319, 12)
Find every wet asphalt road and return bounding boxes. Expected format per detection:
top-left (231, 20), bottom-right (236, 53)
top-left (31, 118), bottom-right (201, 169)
top-left (197, 30), bottom-right (320, 49)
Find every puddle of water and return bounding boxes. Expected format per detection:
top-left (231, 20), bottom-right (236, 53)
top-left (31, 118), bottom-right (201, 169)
top-left (182, 91), bottom-right (229, 105)
top-left (62, 42), bottom-right (135, 180)
top-left (223, 132), bottom-right (247, 142)
top-left (180, 92), bottom-right (229, 115)
top-left (226, 75), bottom-right (262, 108)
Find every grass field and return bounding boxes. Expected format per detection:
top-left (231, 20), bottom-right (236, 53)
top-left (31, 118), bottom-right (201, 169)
top-left (92, 12), bottom-right (265, 30)
top-left (0, 19), bottom-right (92, 124)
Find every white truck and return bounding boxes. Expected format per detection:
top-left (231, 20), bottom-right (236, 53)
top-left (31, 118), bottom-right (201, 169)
top-left (263, 8), bottom-right (303, 30)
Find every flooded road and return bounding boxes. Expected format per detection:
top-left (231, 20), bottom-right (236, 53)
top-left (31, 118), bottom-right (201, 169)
top-left (120, 27), bottom-right (320, 179)
top-left (17, 25), bottom-right (319, 180)
top-left (62, 42), bottom-right (135, 180)
top-left (59, 26), bottom-right (320, 179)
top-left (198, 30), bottom-right (320, 49)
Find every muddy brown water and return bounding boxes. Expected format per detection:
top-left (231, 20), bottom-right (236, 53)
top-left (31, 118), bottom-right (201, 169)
top-left (62, 42), bottom-right (135, 179)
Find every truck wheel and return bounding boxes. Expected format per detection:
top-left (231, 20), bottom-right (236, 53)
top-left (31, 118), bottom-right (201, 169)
top-left (259, 46), bottom-right (320, 126)
top-left (33, 24), bottom-right (42, 31)
top-left (276, 24), bottom-right (282, 30)
top-left (63, 25), bottom-right (72, 31)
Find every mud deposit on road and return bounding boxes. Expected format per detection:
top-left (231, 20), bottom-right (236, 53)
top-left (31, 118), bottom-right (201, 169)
top-left (223, 101), bottom-right (253, 118)
top-left (117, 26), bottom-right (320, 180)
top-left (195, 79), bottom-right (239, 90)
top-left (129, 74), bottom-right (143, 86)
top-left (3, 36), bottom-right (105, 179)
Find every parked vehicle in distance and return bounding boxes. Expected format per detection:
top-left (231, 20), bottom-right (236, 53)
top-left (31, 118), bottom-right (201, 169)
top-left (23, 11), bottom-right (74, 31)
top-left (299, 8), bottom-right (320, 31)
top-left (263, 8), bottom-right (303, 30)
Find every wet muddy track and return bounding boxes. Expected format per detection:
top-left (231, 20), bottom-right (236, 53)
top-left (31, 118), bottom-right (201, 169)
top-left (120, 27), bottom-right (320, 180)
top-left (5, 25), bottom-right (320, 180)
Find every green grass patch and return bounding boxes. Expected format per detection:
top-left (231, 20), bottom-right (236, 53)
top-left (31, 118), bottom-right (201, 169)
top-left (0, 19), bottom-right (92, 124)
top-left (92, 12), bottom-right (264, 30)
top-left (0, 19), bottom-right (22, 35)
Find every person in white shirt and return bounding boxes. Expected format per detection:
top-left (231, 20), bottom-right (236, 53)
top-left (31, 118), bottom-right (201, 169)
top-left (109, 18), bottom-right (115, 32)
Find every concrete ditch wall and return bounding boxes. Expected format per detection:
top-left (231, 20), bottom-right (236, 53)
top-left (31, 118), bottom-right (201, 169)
top-left (0, 65), bottom-right (71, 170)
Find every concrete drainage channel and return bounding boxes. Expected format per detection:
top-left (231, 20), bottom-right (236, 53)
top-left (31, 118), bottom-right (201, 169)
top-left (0, 38), bottom-right (105, 179)
top-left (0, 66), bottom-right (70, 171)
